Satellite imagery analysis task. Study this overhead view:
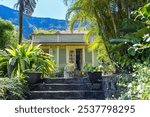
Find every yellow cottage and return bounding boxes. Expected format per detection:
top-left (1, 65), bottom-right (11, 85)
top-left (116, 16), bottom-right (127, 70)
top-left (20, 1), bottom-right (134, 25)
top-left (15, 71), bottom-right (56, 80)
top-left (32, 31), bottom-right (99, 71)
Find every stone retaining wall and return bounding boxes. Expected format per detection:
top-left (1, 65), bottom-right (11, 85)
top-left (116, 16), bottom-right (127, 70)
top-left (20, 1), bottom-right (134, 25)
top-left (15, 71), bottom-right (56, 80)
top-left (102, 76), bottom-right (120, 99)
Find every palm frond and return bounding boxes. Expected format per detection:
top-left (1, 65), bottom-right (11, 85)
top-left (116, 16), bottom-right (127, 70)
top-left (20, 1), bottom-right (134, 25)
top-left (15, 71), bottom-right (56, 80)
top-left (14, 0), bottom-right (38, 16)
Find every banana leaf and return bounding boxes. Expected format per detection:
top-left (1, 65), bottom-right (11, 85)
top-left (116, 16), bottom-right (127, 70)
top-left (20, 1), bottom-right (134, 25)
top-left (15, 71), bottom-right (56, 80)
top-left (109, 38), bottom-right (135, 44)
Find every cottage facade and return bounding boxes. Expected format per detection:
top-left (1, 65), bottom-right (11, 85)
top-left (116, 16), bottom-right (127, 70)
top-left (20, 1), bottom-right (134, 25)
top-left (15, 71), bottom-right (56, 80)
top-left (32, 31), bottom-right (99, 70)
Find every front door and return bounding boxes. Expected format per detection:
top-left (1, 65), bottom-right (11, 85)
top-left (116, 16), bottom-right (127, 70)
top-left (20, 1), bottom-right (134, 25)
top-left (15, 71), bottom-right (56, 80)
top-left (76, 49), bottom-right (82, 70)
top-left (68, 48), bottom-right (83, 70)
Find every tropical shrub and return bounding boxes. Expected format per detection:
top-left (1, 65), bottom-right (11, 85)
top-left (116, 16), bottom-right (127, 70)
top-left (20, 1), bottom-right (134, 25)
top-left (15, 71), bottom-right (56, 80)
top-left (0, 18), bottom-right (18, 49)
top-left (107, 3), bottom-right (150, 99)
top-left (127, 3), bottom-right (150, 64)
top-left (83, 63), bottom-right (104, 73)
top-left (0, 44), bottom-right (56, 78)
top-left (0, 50), bottom-right (8, 77)
top-left (0, 77), bottom-right (28, 100)
top-left (117, 63), bottom-right (150, 100)
top-left (109, 3), bottom-right (150, 70)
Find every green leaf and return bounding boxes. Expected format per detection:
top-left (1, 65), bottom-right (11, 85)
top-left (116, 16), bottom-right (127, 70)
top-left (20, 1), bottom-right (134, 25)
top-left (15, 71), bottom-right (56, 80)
top-left (9, 56), bottom-right (19, 66)
top-left (128, 47), bottom-right (136, 56)
top-left (5, 48), bottom-right (16, 56)
top-left (109, 38), bottom-right (134, 44)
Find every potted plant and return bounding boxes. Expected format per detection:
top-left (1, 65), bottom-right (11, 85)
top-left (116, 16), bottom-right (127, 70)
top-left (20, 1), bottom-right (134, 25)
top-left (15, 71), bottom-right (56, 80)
top-left (24, 72), bottom-right (42, 84)
top-left (64, 63), bottom-right (75, 78)
top-left (84, 64), bottom-right (103, 84)
top-left (24, 66), bottom-right (42, 84)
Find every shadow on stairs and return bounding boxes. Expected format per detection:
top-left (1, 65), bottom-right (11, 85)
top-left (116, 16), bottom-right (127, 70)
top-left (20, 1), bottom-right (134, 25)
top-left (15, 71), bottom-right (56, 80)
top-left (28, 77), bottom-right (105, 100)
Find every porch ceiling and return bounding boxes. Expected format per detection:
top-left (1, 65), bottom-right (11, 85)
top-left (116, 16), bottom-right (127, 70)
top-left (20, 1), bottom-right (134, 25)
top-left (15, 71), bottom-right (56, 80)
top-left (33, 42), bottom-right (88, 46)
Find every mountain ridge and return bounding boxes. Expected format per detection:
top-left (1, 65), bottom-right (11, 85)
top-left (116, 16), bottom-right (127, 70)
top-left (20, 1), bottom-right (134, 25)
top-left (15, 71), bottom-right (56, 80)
top-left (0, 5), bottom-right (67, 39)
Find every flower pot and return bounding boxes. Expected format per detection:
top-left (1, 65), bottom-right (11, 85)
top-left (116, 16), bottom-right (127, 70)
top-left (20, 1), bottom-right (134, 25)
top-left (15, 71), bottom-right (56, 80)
top-left (64, 71), bottom-right (74, 78)
top-left (24, 72), bottom-right (42, 84)
top-left (88, 72), bottom-right (102, 84)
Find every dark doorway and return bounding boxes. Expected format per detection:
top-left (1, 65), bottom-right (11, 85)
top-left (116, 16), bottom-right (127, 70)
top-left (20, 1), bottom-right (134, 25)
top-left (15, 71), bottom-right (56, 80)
top-left (76, 49), bottom-right (82, 70)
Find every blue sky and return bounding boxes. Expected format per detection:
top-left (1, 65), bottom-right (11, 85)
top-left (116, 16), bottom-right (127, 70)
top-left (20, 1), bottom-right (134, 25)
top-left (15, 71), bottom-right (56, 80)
top-left (0, 0), bottom-right (68, 19)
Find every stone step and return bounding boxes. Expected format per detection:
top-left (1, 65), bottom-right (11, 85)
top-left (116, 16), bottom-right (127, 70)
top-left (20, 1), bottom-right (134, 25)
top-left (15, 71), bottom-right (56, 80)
top-left (40, 78), bottom-right (90, 84)
top-left (29, 90), bottom-right (105, 99)
top-left (30, 83), bottom-right (94, 91)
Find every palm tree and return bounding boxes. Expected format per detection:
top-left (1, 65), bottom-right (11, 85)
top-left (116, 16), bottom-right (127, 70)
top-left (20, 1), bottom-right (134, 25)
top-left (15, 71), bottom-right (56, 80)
top-left (64, 0), bottom-right (148, 56)
top-left (64, 0), bottom-right (117, 62)
top-left (64, 0), bottom-right (148, 71)
top-left (14, 0), bottom-right (38, 44)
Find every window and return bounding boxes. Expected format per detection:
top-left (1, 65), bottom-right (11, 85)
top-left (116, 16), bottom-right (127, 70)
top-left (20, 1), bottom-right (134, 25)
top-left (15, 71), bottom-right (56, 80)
top-left (69, 50), bottom-right (75, 63)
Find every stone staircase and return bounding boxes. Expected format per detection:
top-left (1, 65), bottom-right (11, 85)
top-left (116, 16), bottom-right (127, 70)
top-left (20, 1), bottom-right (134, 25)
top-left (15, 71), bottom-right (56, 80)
top-left (28, 77), bottom-right (105, 100)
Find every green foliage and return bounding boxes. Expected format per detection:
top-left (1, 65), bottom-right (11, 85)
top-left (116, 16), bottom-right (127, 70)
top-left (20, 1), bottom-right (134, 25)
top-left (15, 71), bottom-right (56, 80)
top-left (65, 0), bottom-right (148, 43)
top-left (64, 63), bottom-right (75, 72)
top-left (109, 3), bottom-right (150, 70)
top-left (0, 78), bottom-right (28, 100)
top-left (128, 43), bottom-right (150, 62)
top-left (0, 44), bottom-right (56, 78)
top-left (65, 1), bottom-right (149, 71)
top-left (85, 30), bottom-right (115, 74)
top-left (56, 67), bottom-right (65, 77)
top-left (66, 0), bottom-right (118, 36)
top-left (0, 18), bottom-right (18, 49)
top-left (134, 3), bottom-right (150, 24)
top-left (83, 63), bottom-right (103, 73)
top-left (128, 3), bottom-right (150, 64)
top-left (65, 0), bottom-right (120, 69)
top-left (109, 38), bottom-right (135, 44)
top-left (0, 50), bottom-right (8, 77)
top-left (109, 3), bottom-right (150, 100)
top-left (83, 63), bottom-right (94, 72)
top-left (117, 64), bottom-right (150, 100)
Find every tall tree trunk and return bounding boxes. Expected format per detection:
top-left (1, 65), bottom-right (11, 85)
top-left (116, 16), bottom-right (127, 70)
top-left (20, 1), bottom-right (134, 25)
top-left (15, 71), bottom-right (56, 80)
top-left (19, 1), bottom-right (23, 44)
top-left (93, 7), bottom-right (114, 66)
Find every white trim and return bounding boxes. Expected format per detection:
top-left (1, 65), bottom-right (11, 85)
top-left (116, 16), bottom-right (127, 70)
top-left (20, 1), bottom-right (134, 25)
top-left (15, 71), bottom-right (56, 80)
top-left (57, 46), bottom-right (59, 68)
top-left (66, 47), bottom-right (69, 64)
top-left (92, 50), bottom-right (94, 66)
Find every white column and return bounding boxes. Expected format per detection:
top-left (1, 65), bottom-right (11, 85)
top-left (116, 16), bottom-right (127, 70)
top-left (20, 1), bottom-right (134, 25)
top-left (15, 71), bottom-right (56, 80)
top-left (57, 46), bottom-right (59, 68)
top-left (66, 46), bottom-right (69, 64)
top-left (92, 50), bottom-right (94, 66)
